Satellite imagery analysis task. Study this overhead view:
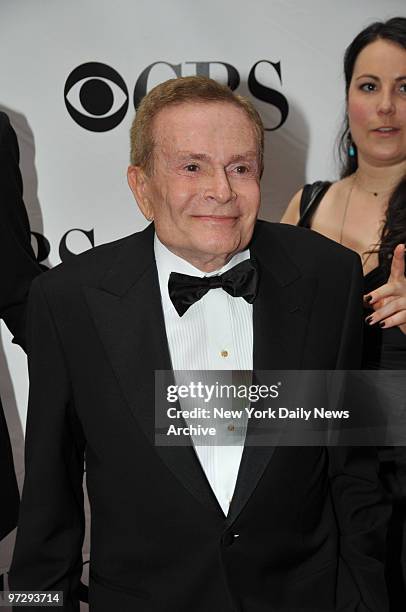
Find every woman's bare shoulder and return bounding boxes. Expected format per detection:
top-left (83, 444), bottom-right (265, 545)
top-left (280, 188), bottom-right (304, 225)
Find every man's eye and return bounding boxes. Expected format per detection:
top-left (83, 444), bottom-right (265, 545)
top-left (185, 164), bottom-right (199, 172)
top-left (234, 165), bottom-right (249, 174)
top-left (360, 82), bottom-right (376, 92)
top-left (399, 83), bottom-right (406, 94)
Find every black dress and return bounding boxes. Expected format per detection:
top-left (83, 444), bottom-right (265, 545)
top-left (0, 112), bottom-right (42, 541)
top-left (298, 181), bottom-right (406, 610)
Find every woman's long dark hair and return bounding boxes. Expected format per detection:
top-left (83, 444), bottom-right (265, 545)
top-left (338, 17), bottom-right (406, 274)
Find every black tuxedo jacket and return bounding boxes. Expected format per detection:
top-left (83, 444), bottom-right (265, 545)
top-left (0, 112), bottom-right (41, 541)
top-left (10, 221), bottom-right (389, 611)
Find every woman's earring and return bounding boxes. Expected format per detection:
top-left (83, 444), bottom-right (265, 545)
top-left (347, 133), bottom-right (356, 157)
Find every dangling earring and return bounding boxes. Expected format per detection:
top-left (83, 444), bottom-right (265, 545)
top-left (347, 133), bottom-right (356, 158)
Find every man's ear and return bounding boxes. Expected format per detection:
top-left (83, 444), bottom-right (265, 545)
top-left (127, 165), bottom-right (154, 221)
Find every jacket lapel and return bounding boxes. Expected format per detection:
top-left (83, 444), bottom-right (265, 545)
top-left (83, 224), bottom-right (223, 519)
top-left (227, 222), bottom-right (318, 525)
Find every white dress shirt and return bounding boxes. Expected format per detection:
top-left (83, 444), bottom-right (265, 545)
top-left (154, 235), bottom-right (253, 515)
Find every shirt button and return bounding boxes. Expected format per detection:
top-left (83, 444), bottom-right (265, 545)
top-left (220, 350), bottom-right (229, 358)
top-left (227, 424), bottom-right (235, 432)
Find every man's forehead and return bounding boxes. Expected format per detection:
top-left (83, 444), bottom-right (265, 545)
top-left (155, 99), bottom-right (244, 118)
top-left (152, 101), bottom-right (255, 137)
top-left (152, 102), bottom-right (257, 156)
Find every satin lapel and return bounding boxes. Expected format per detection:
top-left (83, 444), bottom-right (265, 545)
top-left (227, 224), bottom-right (318, 525)
top-left (83, 225), bottom-right (223, 518)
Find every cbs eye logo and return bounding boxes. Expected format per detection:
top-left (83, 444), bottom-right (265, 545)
top-left (64, 62), bottom-right (129, 132)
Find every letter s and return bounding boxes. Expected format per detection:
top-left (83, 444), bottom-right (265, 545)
top-left (248, 60), bottom-right (289, 131)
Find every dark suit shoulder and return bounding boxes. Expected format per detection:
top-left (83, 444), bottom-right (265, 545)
top-left (254, 220), bottom-right (361, 278)
top-left (34, 224), bottom-right (153, 295)
top-left (0, 112), bottom-right (17, 155)
top-left (0, 111), bottom-right (10, 136)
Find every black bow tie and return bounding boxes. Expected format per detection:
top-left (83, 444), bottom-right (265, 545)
top-left (168, 258), bottom-right (259, 317)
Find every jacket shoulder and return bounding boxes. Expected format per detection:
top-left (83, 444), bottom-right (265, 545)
top-left (33, 226), bottom-right (151, 295)
top-left (255, 220), bottom-right (361, 274)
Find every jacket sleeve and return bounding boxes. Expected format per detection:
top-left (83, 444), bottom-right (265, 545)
top-left (0, 113), bottom-right (42, 350)
top-left (329, 254), bottom-right (390, 611)
top-left (9, 277), bottom-right (85, 612)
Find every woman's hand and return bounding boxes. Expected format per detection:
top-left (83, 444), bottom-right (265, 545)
top-left (364, 244), bottom-right (406, 335)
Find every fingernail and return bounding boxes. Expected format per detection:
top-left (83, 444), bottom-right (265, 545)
top-left (379, 321), bottom-right (386, 328)
top-left (365, 295), bottom-right (373, 303)
top-left (366, 315), bottom-right (374, 324)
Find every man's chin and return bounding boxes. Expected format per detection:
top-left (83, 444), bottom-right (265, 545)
top-left (190, 240), bottom-right (246, 268)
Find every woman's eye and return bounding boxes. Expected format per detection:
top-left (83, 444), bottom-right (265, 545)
top-left (399, 83), bottom-right (406, 93)
top-left (360, 82), bottom-right (376, 92)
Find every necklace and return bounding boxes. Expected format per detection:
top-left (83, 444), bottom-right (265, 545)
top-left (339, 176), bottom-right (355, 245)
top-left (339, 173), bottom-right (386, 270)
top-left (354, 170), bottom-right (397, 197)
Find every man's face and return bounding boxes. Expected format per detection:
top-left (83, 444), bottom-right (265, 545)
top-left (128, 101), bottom-right (261, 271)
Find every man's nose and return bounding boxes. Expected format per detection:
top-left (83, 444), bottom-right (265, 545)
top-left (204, 169), bottom-right (235, 204)
top-left (377, 88), bottom-right (396, 115)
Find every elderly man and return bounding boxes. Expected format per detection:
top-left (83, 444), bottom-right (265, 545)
top-left (10, 77), bottom-right (388, 611)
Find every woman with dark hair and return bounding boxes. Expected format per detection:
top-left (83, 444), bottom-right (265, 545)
top-left (282, 17), bottom-right (406, 610)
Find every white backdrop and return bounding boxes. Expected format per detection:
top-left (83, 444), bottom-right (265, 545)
top-left (1, 0), bottom-right (405, 604)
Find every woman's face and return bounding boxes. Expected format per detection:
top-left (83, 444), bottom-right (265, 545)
top-left (348, 38), bottom-right (406, 167)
